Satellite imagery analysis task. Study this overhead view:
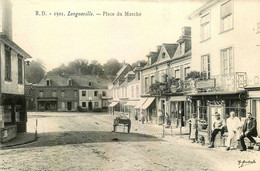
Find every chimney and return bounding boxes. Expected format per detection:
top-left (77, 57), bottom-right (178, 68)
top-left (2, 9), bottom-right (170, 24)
top-left (182, 27), bottom-right (191, 36)
top-left (0, 0), bottom-right (13, 40)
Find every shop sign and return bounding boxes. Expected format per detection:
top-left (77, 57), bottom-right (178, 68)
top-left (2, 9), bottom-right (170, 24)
top-left (196, 79), bottom-right (216, 89)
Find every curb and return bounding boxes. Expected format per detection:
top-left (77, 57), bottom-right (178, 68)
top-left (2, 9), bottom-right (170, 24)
top-left (0, 136), bottom-right (38, 149)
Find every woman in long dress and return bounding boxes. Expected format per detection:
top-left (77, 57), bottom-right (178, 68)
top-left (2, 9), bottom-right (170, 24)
top-left (190, 113), bottom-right (198, 143)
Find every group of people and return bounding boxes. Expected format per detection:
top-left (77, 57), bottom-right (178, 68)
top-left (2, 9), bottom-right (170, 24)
top-left (189, 111), bottom-right (257, 151)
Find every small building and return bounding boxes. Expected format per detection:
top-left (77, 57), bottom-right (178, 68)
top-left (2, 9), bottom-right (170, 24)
top-left (0, 0), bottom-right (32, 142)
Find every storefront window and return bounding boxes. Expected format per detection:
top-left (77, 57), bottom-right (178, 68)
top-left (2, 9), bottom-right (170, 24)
top-left (225, 100), bottom-right (246, 118)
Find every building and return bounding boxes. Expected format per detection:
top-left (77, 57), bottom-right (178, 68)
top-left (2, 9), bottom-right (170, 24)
top-left (108, 63), bottom-right (144, 117)
top-left (188, 0), bottom-right (260, 139)
top-left (0, 0), bottom-right (32, 142)
top-left (28, 74), bottom-right (110, 112)
top-left (141, 27), bottom-right (192, 125)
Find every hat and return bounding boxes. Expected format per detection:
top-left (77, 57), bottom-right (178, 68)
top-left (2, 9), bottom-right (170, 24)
top-left (214, 112), bottom-right (220, 116)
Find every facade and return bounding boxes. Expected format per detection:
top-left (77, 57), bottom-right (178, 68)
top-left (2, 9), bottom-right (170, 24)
top-left (27, 74), bottom-right (110, 112)
top-left (0, 0), bottom-right (32, 142)
top-left (188, 0), bottom-right (260, 139)
top-left (108, 63), bottom-right (143, 117)
top-left (141, 27), bottom-right (192, 125)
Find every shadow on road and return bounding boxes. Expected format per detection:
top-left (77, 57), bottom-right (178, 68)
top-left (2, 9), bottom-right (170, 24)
top-left (9, 131), bottom-right (162, 149)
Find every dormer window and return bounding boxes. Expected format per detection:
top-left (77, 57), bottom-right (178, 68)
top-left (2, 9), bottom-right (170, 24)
top-left (68, 78), bottom-right (73, 86)
top-left (162, 52), bottom-right (166, 59)
top-left (46, 79), bottom-right (51, 86)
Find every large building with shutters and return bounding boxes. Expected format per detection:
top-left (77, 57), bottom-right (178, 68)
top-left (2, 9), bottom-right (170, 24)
top-left (188, 0), bottom-right (260, 140)
top-left (0, 0), bottom-right (32, 142)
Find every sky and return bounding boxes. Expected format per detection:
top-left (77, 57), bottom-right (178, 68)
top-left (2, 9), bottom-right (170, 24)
top-left (11, 0), bottom-right (206, 71)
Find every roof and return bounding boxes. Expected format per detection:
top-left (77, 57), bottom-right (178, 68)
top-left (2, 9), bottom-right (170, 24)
top-left (37, 74), bottom-right (110, 89)
top-left (112, 64), bottom-right (132, 84)
top-left (163, 43), bottom-right (178, 58)
top-left (0, 34), bottom-right (32, 59)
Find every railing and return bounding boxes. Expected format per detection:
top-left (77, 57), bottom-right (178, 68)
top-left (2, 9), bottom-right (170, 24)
top-left (211, 72), bottom-right (247, 92)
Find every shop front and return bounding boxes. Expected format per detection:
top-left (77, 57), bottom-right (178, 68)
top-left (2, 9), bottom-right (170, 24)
top-left (188, 91), bottom-right (247, 142)
top-left (108, 101), bottom-right (120, 115)
top-left (245, 85), bottom-right (260, 136)
top-left (141, 97), bottom-right (156, 123)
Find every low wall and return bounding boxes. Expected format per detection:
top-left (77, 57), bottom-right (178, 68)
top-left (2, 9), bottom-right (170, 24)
top-left (0, 125), bottom-right (17, 143)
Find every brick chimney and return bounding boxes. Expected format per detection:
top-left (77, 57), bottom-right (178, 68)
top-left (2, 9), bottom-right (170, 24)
top-left (0, 0), bottom-right (13, 40)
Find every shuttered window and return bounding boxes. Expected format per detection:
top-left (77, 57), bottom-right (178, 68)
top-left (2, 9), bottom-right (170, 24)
top-left (221, 0), bottom-right (233, 32)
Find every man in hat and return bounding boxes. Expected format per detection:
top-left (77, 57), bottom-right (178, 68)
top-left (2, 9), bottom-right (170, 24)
top-left (208, 112), bottom-right (225, 148)
top-left (239, 112), bottom-right (257, 151)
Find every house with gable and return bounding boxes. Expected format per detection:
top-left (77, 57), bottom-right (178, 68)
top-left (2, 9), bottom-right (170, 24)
top-left (141, 27), bottom-right (192, 126)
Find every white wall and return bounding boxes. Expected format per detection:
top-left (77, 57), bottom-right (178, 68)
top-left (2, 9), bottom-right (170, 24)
top-left (1, 43), bottom-right (24, 95)
top-left (191, 0), bottom-right (260, 83)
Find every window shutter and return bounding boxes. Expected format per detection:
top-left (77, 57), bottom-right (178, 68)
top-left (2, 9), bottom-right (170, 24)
top-left (221, 0), bottom-right (232, 18)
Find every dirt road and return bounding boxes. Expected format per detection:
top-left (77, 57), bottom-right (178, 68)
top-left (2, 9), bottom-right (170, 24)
top-left (0, 112), bottom-right (259, 170)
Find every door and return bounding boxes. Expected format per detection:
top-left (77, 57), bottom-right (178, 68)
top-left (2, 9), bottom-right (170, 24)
top-left (88, 101), bottom-right (93, 111)
top-left (67, 102), bottom-right (72, 111)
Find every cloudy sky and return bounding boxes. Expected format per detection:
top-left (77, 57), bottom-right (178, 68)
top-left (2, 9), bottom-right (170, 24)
top-left (12, 0), bottom-right (206, 71)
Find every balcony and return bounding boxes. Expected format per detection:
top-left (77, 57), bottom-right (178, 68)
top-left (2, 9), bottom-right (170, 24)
top-left (188, 72), bottom-right (247, 94)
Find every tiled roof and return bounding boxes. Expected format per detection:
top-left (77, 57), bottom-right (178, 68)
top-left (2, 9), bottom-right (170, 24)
top-left (163, 43), bottom-right (178, 58)
top-left (113, 64), bottom-right (132, 84)
top-left (37, 74), bottom-right (110, 89)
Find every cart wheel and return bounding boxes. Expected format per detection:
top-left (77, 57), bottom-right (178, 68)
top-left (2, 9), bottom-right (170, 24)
top-left (113, 125), bottom-right (117, 132)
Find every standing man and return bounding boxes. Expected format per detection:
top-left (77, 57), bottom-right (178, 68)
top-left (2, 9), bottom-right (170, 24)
top-left (226, 111), bottom-right (241, 151)
top-left (239, 112), bottom-right (257, 151)
top-left (208, 112), bottom-right (225, 148)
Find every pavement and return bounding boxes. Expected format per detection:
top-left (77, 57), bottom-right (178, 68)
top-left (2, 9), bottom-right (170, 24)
top-left (0, 132), bottom-right (37, 149)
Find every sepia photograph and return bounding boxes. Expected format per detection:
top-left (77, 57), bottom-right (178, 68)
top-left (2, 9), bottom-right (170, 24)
top-left (0, 0), bottom-right (260, 170)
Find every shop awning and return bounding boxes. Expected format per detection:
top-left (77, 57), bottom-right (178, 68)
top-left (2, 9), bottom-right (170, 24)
top-left (134, 98), bottom-right (147, 109)
top-left (169, 96), bottom-right (187, 101)
top-left (108, 101), bottom-right (119, 107)
top-left (125, 101), bottom-right (138, 106)
top-left (141, 97), bottom-right (155, 109)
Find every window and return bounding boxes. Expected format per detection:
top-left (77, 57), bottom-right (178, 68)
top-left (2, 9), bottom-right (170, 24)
top-left (145, 77), bottom-right (149, 92)
top-left (184, 67), bottom-right (190, 79)
top-left (200, 13), bottom-right (210, 41)
top-left (175, 69), bottom-right (180, 79)
top-left (82, 102), bottom-right (86, 107)
top-left (46, 79), bottom-right (51, 86)
top-left (39, 90), bottom-right (43, 97)
top-left (89, 82), bottom-right (92, 86)
top-left (102, 91), bottom-right (106, 96)
top-left (221, 47), bottom-right (233, 74)
top-left (82, 91), bottom-right (86, 97)
top-left (61, 102), bottom-right (65, 109)
top-left (125, 87), bottom-right (127, 97)
top-left (5, 46), bottom-right (12, 81)
top-left (52, 90), bottom-right (57, 97)
top-left (162, 52), bottom-right (166, 59)
top-left (94, 102), bottom-right (99, 108)
top-left (221, 0), bottom-right (233, 32)
top-left (151, 75), bottom-right (154, 85)
top-left (18, 55), bottom-right (23, 84)
top-left (94, 91), bottom-right (98, 97)
top-left (61, 90), bottom-right (65, 98)
top-left (201, 55), bottom-right (210, 78)
top-left (68, 79), bottom-right (73, 86)
top-left (74, 90), bottom-right (77, 97)
top-left (136, 85), bottom-right (139, 98)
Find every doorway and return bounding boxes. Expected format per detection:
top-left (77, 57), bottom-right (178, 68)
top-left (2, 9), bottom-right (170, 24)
top-left (67, 102), bottom-right (72, 111)
top-left (88, 101), bottom-right (93, 111)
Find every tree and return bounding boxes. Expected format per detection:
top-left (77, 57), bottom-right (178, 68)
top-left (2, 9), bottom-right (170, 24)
top-left (103, 58), bottom-right (122, 76)
top-left (25, 59), bottom-right (46, 84)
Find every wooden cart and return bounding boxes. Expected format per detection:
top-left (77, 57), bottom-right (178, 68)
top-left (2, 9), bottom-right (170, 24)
top-left (113, 116), bottom-right (131, 133)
